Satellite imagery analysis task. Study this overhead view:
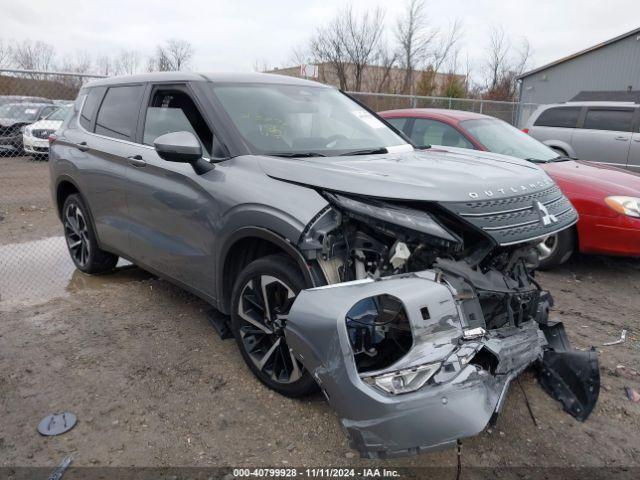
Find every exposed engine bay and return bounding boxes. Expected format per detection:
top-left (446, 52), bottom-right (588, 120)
top-left (287, 189), bottom-right (599, 458)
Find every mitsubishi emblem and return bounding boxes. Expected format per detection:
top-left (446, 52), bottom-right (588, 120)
top-left (534, 201), bottom-right (558, 226)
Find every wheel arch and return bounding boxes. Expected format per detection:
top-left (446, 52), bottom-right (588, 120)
top-left (542, 140), bottom-right (575, 157)
top-left (217, 227), bottom-right (318, 315)
top-left (55, 176), bottom-right (83, 220)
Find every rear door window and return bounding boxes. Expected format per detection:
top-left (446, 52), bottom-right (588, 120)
top-left (583, 108), bottom-right (634, 132)
top-left (94, 85), bottom-right (144, 141)
top-left (79, 87), bottom-right (105, 130)
top-left (410, 118), bottom-right (473, 148)
top-left (533, 107), bottom-right (581, 128)
top-left (385, 117), bottom-right (408, 133)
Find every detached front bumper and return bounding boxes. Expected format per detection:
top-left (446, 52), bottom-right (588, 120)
top-left (285, 271), bottom-right (599, 458)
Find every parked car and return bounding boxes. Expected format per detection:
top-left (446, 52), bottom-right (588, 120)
top-left (524, 101), bottom-right (640, 171)
top-left (379, 108), bottom-right (640, 269)
top-left (49, 73), bottom-right (597, 458)
top-left (0, 95), bottom-right (53, 107)
top-left (23, 104), bottom-right (72, 158)
top-left (0, 103), bottom-right (58, 155)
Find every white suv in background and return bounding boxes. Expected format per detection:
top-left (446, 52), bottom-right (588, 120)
top-left (22, 104), bottom-right (71, 158)
top-left (525, 101), bottom-right (640, 171)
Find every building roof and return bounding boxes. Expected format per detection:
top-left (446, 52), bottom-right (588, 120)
top-left (517, 26), bottom-right (640, 80)
top-left (85, 71), bottom-right (329, 88)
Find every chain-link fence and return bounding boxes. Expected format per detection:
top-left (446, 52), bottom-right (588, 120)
top-left (349, 92), bottom-right (539, 128)
top-left (0, 69), bottom-right (106, 306)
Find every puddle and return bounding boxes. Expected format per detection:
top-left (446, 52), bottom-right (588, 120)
top-left (0, 236), bottom-right (150, 308)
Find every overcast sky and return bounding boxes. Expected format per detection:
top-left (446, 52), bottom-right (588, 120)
top-left (3, 0), bottom-right (639, 83)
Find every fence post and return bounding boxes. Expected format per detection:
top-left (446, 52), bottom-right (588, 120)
top-left (479, 100), bottom-right (483, 114)
top-left (411, 96), bottom-right (417, 108)
top-left (448, 97), bottom-right (452, 109)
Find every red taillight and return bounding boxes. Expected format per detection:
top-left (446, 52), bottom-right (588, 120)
top-left (521, 128), bottom-right (529, 134)
top-left (48, 134), bottom-right (57, 145)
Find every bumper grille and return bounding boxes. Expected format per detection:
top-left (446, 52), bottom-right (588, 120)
top-left (32, 129), bottom-right (54, 139)
top-left (441, 185), bottom-right (578, 246)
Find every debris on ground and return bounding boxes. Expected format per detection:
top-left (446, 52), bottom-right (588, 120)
top-left (603, 329), bottom-right (627, 346)
top-left (625, 386), bottom-right (640, 403)
top-left (47, 455), bottom-right (72, 480)
top-left (37, 412), bottom-right (77, 436)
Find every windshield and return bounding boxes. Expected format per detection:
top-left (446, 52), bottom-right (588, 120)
top-left (45, 106), bottom-right (71, 121)
top-left (212, 84), bottom-right (410, 156)
top-left (0, 104), bottom-right (40, 121)
top-left (460, 118), bottom-right (560, 162)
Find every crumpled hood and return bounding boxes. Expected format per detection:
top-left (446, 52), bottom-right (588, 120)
top-left (0, 117), bottom-right (21, 128)
top-left (259, 148), bottom-right (554, 202)
top-left (542, 160), bottom-right (640, 197)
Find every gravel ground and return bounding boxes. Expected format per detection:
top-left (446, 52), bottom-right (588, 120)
top-left (1, 155), bottom-right (640, 475)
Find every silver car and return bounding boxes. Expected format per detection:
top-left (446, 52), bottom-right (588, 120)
top-left (526, 101), bottom-right (640, 171)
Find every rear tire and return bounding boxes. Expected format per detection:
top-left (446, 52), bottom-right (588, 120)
top-left (230, 254), bottom-right (317, 397)
top-left (536, 227), bottom-right (576, 270)
top-left (62, 194), bottom-right (119, 274)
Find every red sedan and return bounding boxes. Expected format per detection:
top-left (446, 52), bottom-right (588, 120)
top-left (379, 108), bottom-right (640, 269)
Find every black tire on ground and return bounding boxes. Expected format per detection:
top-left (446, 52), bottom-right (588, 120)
top-left (230, 254), bottom-right (317, 397)
top-left (536, 227), bottom-right (577, 270)
top-left (62, 193), bottom-right (119, 274)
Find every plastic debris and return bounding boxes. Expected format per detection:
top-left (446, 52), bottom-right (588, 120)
top-left (48, 455), bottom-right (72, 480)
top-left (624, 386), bottom-right (640, 402)
top-left (603, 329), bottom-right (627, 346)
top-left (37, 412), bottom-right (77, 436)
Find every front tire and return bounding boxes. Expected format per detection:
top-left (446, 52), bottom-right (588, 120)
top-left (536, 227), bottom-right (576, 270)
top-left (62, 194), bottom-right (119, 274)
top-left (230, 254), bottom-right (317, 397)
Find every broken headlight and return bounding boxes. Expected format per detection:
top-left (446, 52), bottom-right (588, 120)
top-left (324, 192), bottom-right (459, 243)
top-left (362, 363), bottom-right (440, 395)
top-left (345, 294), bottom-right (413, 373)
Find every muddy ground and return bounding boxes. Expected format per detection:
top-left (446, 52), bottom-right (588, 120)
top-left (1, 155), bottom-right (640, 476)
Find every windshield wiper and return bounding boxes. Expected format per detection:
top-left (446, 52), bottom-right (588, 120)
top-left (551, 155), bottom-right (573, 162)
top-left (268, 152), bottom-right (327, 158)
top-left (525, 157), bottom-right (551, 164)
top-left (338, 147), bottom-right (388, 156)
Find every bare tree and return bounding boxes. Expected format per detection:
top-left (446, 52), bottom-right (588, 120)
top-left (396, 0), bottom-right (434, 94)
top-left (59, 50), bottom-right (92, 74)
top-left (11, 40), bottom-right (56, 75)
top-left (308, 6), bottom-right (385, 91)
top-left (116, 50), bottom-right (141, 75)
top-left (0, 38), bottom-right (13, 69)
top-left (96, 55), bottom-right (114, 76)
top-left (370, 44), bottom-right (399, 93)
top-left (150, 39), bottom-right (194, 71)
top-left (252, 59), bottom-right (270, 72)
top-left (396, 1), bottom-right (462, 95)
top-left (483, 25), bottom-right (532, 100)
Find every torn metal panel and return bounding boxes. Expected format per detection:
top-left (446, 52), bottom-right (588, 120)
top-left (285, 271), bottom-right (554, 458)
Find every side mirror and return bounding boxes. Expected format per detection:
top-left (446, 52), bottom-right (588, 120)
top-left (154, 131), bottom-right (202, 163)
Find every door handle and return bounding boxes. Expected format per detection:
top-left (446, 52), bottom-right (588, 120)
top-left (74, 141), bottom-right (88, 152)
top-left (128, 155), bottom-right (147, 167)
top-left (615, 136), bottom-right (629, 141)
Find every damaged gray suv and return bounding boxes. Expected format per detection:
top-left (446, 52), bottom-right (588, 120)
top-left (50, 72), bottom-right (599, 458)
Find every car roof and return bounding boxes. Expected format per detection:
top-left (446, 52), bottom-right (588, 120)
top-left (84, 71), bottom-right (330, 89)
top-left (540, 101), bottom-right (639, 108)
top-left (379, 108), bottom-right (491, 122)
